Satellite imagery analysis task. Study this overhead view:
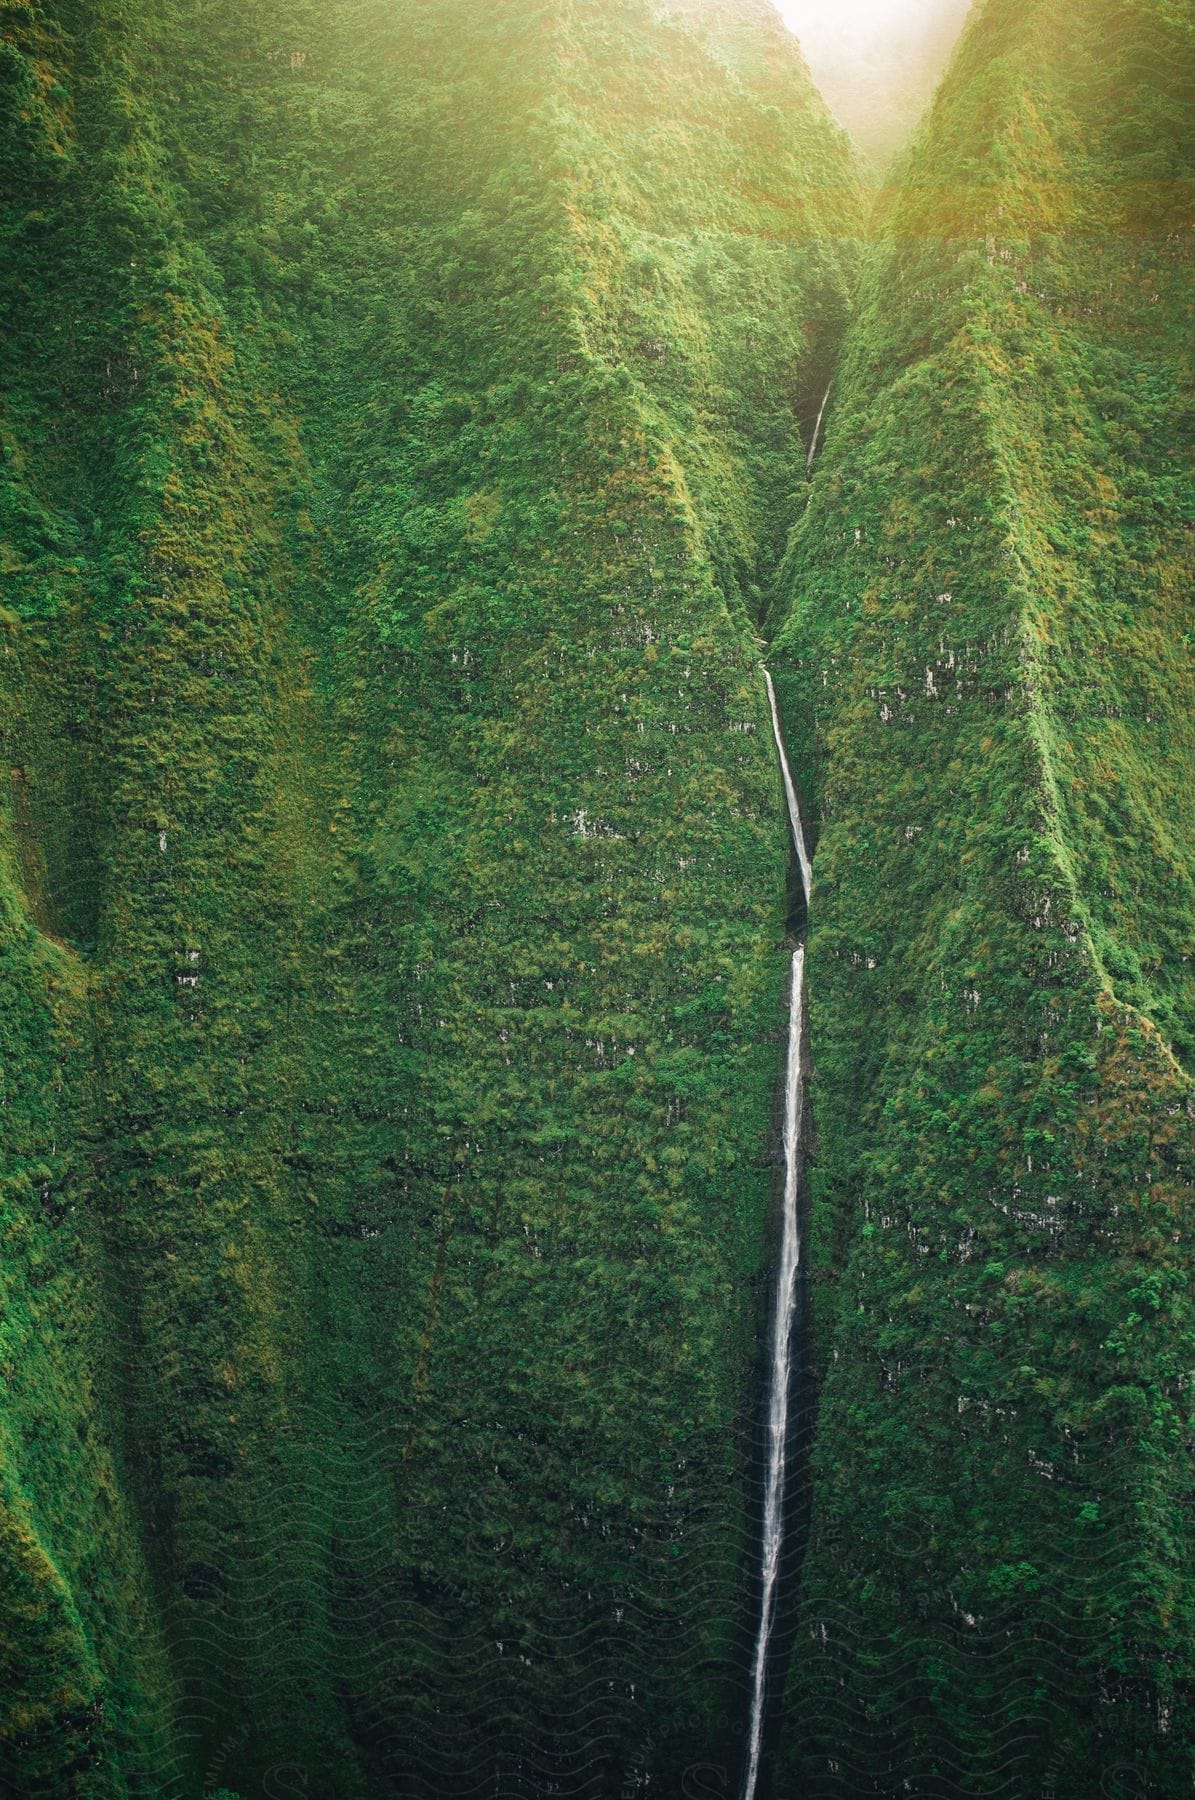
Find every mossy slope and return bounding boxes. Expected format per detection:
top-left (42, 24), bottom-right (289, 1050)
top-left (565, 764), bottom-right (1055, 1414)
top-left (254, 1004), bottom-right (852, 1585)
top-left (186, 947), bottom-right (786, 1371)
top-left (768, 0), bottom-right (1193, 1790)
top-left (1, 0), bottom-right (860, 1792)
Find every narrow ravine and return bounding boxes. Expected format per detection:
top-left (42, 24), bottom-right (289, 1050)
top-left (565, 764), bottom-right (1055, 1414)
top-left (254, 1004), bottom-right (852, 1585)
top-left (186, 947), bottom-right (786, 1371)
top-left (743, 670), bottom-right (814, 1800)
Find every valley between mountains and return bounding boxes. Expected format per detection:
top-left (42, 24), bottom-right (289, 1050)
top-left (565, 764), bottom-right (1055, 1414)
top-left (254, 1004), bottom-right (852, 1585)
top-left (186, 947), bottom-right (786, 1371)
top-left (0, 0), bottom-right (1190, 1794)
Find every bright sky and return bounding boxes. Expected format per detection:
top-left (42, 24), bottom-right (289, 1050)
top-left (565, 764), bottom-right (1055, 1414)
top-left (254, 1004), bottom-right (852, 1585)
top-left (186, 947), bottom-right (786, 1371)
top-left (769, 0), bottom-right (972, 163)
top-left (773, 0), bottom-right (948, 35)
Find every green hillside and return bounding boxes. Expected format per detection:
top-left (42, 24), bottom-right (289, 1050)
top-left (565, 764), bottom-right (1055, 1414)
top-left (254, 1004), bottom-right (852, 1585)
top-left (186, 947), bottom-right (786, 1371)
top-left (768, 0), bottom-right (1194, 1791)
top-left (1, 0), bottom-right (1190, 1794)
top-left (0, 0), bottom-right (859, 1792)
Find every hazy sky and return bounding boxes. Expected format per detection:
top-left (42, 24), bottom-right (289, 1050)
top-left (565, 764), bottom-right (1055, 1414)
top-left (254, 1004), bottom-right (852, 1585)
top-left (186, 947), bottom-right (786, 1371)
top-left (776, 0), bottom-right (931, 29)
top-left (770, 0), bottom-right (972, 165)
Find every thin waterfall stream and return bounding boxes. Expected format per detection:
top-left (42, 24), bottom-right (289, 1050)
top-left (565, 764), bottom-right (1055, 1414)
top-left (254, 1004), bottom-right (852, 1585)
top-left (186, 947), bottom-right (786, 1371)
top-left (743, 670), bottom-right (814, 1800)
top-left (764, 672), bottom-right (813, 900)
top-left (805, 379), bottom-right (833, 471)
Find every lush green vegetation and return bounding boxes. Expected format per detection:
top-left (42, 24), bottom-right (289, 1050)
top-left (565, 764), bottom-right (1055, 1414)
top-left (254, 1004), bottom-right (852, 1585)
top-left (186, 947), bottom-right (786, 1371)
top-left (0, 0), bottom-right (859, 1792)
top-left (0, 0), bottom-right (1189, 1794)
top-left (768, 0), bottom-right (1193, 1790)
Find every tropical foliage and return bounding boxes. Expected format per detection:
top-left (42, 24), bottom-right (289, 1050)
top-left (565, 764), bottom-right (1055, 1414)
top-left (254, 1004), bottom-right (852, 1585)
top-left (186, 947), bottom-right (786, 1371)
top-left (0, 0), bottom-right (1188, 1794)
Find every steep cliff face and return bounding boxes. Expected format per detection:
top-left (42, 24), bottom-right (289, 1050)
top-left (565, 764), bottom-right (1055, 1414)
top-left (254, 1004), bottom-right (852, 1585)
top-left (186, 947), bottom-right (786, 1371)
top-left (0, 0), bottom-right (859, 1792)
top-left (0, 6), bottom-right (180, 1789)
top-left (3, 0), bottom-right (1191, 1793)
top-left (769, 0), bottom-right (1193, 1790)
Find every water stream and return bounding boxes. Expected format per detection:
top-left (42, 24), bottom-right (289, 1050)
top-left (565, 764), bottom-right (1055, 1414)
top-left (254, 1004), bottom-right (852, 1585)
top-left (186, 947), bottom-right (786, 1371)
top-left (763, 672), bottom-right (812, 900)
top-left (806, 379), bottom-right (833, 472)
top-left (742, 670), bottom-right (814, 1800)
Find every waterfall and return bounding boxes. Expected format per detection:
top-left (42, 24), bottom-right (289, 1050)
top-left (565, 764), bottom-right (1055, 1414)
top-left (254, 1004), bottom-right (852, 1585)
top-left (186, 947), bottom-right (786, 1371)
top-left (806, 379), bottom-right (833, 472)
top-left (762, 671), bottom-right (812, 901)
top-left (742, 671), bottom-right (813, 1800)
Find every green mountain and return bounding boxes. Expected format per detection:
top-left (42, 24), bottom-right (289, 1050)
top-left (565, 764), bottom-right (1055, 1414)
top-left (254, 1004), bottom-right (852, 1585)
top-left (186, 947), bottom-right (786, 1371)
top-left (0, 0), bottom-right (1189, 1796)
top-left (768, 0), bottom-right (1194, 1790)
top-left (0, 0), bottom-right (858, 1792)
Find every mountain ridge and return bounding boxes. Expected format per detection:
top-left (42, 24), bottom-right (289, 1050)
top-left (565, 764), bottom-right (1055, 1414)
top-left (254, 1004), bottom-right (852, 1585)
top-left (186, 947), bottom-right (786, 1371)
top-left (0, 0), bottom-right (1190, 1794)
top-left (768, 0), bottom-right (1193, 1788)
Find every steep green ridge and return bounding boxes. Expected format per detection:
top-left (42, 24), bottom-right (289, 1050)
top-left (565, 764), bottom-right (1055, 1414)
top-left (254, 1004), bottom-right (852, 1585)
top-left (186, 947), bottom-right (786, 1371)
top-left (768, 0), bottom-right (1193, 1790)
top-left (0, 5), bottom-right (180, 1788)
top-left (4, 0), bottom-right (1191, 1793)
top-left (0, 0), bottom-right (859, 1792)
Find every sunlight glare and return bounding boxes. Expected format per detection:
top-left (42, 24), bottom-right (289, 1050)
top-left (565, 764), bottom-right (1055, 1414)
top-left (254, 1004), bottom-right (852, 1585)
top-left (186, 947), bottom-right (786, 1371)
top-left (776, 0), bottom-right (946, 32)
top-left (771, 0), bottom-right (972, 165)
